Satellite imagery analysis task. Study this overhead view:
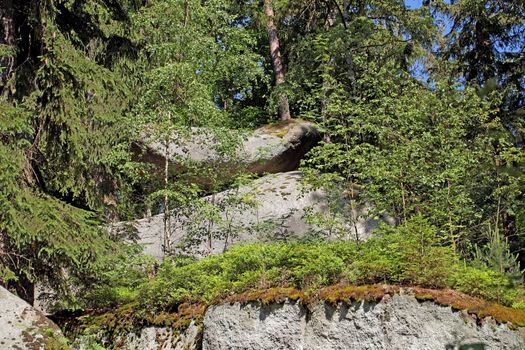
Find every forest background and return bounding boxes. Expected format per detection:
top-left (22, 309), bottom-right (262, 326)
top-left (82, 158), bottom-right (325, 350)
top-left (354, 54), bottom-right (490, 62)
top-left (0, 0), bottom-right (524, 314)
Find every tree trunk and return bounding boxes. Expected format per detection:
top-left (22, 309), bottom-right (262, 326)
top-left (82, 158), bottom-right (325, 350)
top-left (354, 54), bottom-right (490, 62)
top-left (320, 7), bottom-right (338, 143)
top-left (264, 0), bottom-right (291, 121)
top-left (163, 140), bottom-right (171, 255)
top-left (0, 0), bottom-right (16, 91)
top-left (343, 0), bottom-right (349, 23)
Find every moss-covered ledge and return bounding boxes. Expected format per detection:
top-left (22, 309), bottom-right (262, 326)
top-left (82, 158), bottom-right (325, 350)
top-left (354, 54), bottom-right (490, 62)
top-left (66, 283), bottom-right (525, 344)
top-left (222, 284), bottom-right (525, 328)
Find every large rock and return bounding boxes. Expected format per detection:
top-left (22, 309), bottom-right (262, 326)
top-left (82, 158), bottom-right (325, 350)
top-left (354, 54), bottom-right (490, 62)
top-left (202, 296), bottom-right (525, 350)
top-left (72, 294), bottom-right (525, 350)
top-left (117, 171), bottom-right (384, 258)
top-left (133, 119), bottom-right (321, 177)
top-left (75, 321), bottom-right (201, 350)
top-left (122, 323), bottom-right (200, 350)
top-left (0, 286), bottom-right (64, 349)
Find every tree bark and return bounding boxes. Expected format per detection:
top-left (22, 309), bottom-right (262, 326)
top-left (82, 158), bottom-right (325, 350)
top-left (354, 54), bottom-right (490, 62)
top-left (163, 139), bottom-right (171, 255)
top-left (264, 0), bottom-right (291, 121)
top-left (0, 0), bottom-right (16, 90)
top-left (343, 0), bottom-right (349, 23)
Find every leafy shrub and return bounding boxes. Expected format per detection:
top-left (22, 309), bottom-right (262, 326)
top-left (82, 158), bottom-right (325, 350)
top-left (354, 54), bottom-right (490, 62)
top-left (348, 217), bottom-right (455, 287)
top-left (449, 264), bottom-right (515, 303)
top-left (347, 237), bottom-right (402, 283)
top-left (84, 217), bottom-right (525, 312)
top-left (82, 247), bottom-right (157, 308)
top-left (385, 216), bottom-right (455, 287)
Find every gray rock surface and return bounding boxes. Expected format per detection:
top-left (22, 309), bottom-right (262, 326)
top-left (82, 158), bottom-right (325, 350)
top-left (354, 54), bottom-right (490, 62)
top-left (124, 322), bottom-right (201, 350)
top-left (133, 119), bottom-right (321, 176)
top-left (0, 286), bottom-right (63, 350)
top-left (116, 171), bottom-right (382, 258)
top-left (75, 321), bottom-right (201, 350)
top-left (202, 295), bottom-right (525, 350)
top-left (71, 295), bottom-right (525, 350)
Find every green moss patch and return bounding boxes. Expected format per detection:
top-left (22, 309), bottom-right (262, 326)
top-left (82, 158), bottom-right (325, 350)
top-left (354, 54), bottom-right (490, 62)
top-left (410, 287), bottom-right (525, 328)
top-left (257, 119), bottom-right (311, 137)
top-left (71, 283), bottom-right (525, 343)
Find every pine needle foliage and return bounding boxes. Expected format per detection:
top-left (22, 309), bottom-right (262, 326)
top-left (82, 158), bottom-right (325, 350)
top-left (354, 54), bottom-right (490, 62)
top-left (0, 0), bottom-right (137, 301)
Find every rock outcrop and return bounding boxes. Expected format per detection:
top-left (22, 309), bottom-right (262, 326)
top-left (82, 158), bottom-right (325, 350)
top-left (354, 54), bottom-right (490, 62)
top-left (75, 322), bottom-right (201, 350)
top-left (122, 323), bottom-right (200, 350)
top-left (99, 119), bottom-right (525, 350)
top-left (0, 286), bottom-right (64, 350)
top-left (202, 296), bottom-right (524, 350)
top-left (133, 119), bottom-right (321, 177)
top-left (85, 295), bottom-right (525, 350)
top-left (116, 171), bottom-right (384, 258)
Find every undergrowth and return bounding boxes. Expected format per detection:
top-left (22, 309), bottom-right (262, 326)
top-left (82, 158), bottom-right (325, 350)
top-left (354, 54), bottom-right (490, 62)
top-left (75, 217), bottom-right (525, 331)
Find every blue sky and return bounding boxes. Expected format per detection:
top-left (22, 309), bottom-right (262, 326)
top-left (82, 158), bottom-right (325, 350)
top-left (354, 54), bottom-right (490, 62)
top-left (405, 0), bottom-right (453, 9)
top-left (405, 0), bottom-right (424, 9)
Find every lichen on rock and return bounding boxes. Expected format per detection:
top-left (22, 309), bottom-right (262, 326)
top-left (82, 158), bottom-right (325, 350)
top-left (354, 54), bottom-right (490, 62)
top-left (0, 286), bottom-right (66, 350)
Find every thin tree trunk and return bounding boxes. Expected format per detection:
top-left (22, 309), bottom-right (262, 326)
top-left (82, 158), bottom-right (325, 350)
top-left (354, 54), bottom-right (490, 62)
top-left (349, 189), bottom-right (360, 248)
top-left (400, 168), bottom-right (407, 224)
top-left (320, 63), bottom-right (333, 144)
top-left (337, 0), bottom-right (356, 92)
top-left (208, 194), bottom-right (215, 254)
top-left (264, 0), bottom-right (291, 121)
top-left (184, 0), bottom-right (189, 27)
top-left (23, 115), bottom-right (46, 187)
top-left (0, 0), bottom-right (16, 90)
top-left (447, 178), bottom-right (456, 253)
top-left (320, 8), bottom-right (337, 143)
top-left (343, 0), bottom-right (349, 23)
top-left (163, 139), bottom-right (171, 255)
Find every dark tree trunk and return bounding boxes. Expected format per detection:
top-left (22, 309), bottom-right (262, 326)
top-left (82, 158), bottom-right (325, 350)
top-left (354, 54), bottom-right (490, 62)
top-left (264, 0), bottom-right (291, 121)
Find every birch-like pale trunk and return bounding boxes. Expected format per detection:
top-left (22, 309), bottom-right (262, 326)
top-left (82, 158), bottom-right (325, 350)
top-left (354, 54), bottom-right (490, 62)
top-left (163, 139), bottom-right (171, 255)
top-left (162, 113), bottom-right (173, 255)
